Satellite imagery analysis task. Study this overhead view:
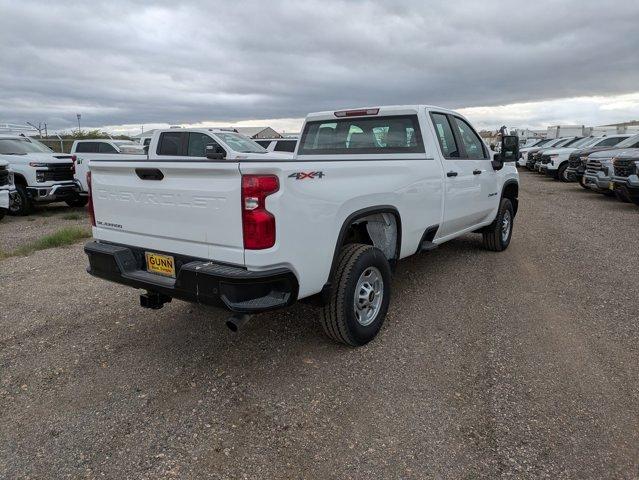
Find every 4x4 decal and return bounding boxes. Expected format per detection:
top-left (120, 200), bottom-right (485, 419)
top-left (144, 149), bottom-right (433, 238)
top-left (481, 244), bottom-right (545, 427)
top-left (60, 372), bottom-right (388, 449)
top-left (288, 171), bottom-right (324, 180)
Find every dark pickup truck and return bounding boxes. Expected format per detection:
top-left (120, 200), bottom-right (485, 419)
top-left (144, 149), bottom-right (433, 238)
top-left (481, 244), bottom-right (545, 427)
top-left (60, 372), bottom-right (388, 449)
top-left (611, 153), bottom-right (639, 206)
top-left (566, 134), bottom-right (639, 187)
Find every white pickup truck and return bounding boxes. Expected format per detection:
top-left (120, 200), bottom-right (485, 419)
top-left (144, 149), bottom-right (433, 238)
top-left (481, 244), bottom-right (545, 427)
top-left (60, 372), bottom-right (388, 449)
top-left (71, 139), bottom-right (146, 202)
top-left (0, 135), bottom-right (79, 215)
top-left (84, 106), bottom-right (520, 346)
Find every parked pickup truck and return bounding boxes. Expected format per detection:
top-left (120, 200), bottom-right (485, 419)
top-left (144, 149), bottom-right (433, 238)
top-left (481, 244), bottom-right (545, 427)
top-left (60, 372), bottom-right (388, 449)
top-left (532, 137), bottom-right (583, 172)
top-left (0, 159), bottom-right (15, 221)
top-left (0, 134), bottom-right (79, 215)
top-left (71, 139), bottom-right (146, 202)
top-left (612, 154), bottom-right (639, 206)
top-left (84, 105), bottom-right (520, 346)
top-left (517, 139), bottom-right (550, 167)
top-left (565, 134), bottom-right (632, 186)
top-left (525, 137), bottom-right (576, 170)
top-left (583, 142), bottom-right (639, 200)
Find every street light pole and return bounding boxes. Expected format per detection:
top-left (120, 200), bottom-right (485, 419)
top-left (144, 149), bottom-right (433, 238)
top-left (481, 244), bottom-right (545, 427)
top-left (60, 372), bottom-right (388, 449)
top-left (76, 114), bottom-right (82, 135)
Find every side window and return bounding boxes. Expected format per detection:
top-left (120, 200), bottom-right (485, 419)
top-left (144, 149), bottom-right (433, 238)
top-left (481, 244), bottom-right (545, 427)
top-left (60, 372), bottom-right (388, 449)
top-left (143, 138), bottom-right (151, 147)
top-left (431, 113), bottom-right (460, 158)
top-left (273, 140), bottom-right (296, 152)
top-left (157, 132), bottom-right (186, 156)
top-left (75, 142), bottom-right (98, 153)
top-left (255, 140), bottom-right (271, 148)
top-left (98, 142), bottom-right (117, 153)
top-left (187, 132), bottom-right (217, 157)
top-left (452, 117), bottom-right (487, 159)
top-left (598, 137), bottom-right (624, 147)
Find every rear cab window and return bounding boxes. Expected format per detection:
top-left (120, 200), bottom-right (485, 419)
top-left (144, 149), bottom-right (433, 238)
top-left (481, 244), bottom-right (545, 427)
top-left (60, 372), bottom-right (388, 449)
top-left (298, 115), bottom-right (424, 155)
top-left (274, 140), bottom-right (297, 152)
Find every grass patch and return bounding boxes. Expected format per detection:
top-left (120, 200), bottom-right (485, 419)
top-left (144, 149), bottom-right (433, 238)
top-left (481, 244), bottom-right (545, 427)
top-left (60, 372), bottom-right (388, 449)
top-left (0, 226), bottom-right (91, 260)
top-left (62, 213), bottom-right (82, 220)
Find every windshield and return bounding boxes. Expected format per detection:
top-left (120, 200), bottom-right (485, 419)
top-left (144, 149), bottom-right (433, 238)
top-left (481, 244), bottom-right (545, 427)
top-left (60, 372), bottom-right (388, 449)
top-left (215, 133), bottom-right (266, 153)
top-left (616, 134), bottom-right (639, 148)
top-left (0, 137), bottom-right (54, 154)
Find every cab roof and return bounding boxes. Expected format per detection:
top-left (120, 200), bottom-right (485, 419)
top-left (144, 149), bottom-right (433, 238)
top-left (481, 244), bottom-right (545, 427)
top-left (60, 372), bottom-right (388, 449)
top-left (305, 105), bottom-right (457, 122)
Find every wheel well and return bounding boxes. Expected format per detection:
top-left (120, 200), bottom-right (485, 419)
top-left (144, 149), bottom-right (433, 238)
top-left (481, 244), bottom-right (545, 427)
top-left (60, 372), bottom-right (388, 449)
top-left (13, 173), bottom-right (27, 186)
top-left (502, 182), bottom-right (519, 216)
top-left (326, 207), bottom-right (401, 287)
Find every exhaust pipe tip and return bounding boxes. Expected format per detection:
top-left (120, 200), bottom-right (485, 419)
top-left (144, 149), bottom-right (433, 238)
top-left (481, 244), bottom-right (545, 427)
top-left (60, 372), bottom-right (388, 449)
top-left (226, 314), bottom-right (251, 332)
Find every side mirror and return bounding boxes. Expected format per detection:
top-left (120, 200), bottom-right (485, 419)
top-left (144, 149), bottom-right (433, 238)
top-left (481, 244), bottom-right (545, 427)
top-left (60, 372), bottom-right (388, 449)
top-left (500, 135), bottom-right (519, 163)
top-left (205, 144), bottom-right (226, 160)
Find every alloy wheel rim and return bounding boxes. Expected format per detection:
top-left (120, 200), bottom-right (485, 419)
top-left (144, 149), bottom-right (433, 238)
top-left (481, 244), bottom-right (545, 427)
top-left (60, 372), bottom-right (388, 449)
top-left (501, 210), bottom-right (511, 243)
top-left (353, 267), bottom-right (384, 327)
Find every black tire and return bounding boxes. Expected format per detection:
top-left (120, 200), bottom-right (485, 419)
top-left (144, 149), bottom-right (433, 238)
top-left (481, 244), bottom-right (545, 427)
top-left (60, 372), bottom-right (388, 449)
top-left (557, 163), bottom-right (569, 182)
top-left (0, 208), bottom-right (5, 221)
top-left (614, 189), bottom-right (630, 203)
top-left (65, 196), bottom-right (89, 208)
top-left (320, 243), bottom-right (392, 347)
top-left (8, 184), bottom-right (32, 216)
top-left (578, 176), bottom-right (589, 190)
top-left (482, 198), bottom-right (514, 252)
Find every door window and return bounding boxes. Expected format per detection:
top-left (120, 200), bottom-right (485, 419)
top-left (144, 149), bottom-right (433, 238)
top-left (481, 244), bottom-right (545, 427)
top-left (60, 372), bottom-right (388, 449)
top-left (75, 142), bottom-right (99, 153)
top-left (98, 142), bottom-right (117, 153)
top-left (431, 113), bottom-right (460, 158)
top-left (157, 132), bottom-right (186, 156)
top-left (452, 117), bottom-right (488, 159)
top-left (187, 132), bottom-right (216, 157)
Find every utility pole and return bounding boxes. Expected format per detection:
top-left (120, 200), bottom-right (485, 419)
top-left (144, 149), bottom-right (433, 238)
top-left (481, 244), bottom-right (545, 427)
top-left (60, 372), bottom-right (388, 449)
top-left (76, 114), bottom-right (82, 135)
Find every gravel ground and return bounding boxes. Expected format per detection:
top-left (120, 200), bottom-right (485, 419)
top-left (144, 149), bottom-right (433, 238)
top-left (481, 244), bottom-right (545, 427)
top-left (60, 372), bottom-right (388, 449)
top-left (0, 172), bottom-right (638, 479)
top-left (0, 203), bottom-right (88, 252)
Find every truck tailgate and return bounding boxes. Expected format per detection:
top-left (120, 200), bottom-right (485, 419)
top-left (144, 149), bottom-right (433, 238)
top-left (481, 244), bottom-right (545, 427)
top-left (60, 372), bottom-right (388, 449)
top-left (89, 161), bottom-right (244, 265)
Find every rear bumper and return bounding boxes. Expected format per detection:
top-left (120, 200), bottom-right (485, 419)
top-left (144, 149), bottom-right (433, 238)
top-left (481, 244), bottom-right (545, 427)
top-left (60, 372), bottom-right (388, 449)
top-left (84, 240), bottom-right (299, 313)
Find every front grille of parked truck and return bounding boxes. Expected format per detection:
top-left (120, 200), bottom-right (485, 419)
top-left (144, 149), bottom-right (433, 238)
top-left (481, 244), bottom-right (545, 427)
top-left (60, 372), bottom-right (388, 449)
top-left (586, 160), bottom-right (605, 175)
top-left (568, 153), bottom-right (582, 168)
top-left (35, 164), bottom-right (74, 182)
top-left (541, 155), bottom-right (551, 165)
top-left (0, 165), bottom-right (9, 186)
top-left (613, 158), bottom-right (636, 178)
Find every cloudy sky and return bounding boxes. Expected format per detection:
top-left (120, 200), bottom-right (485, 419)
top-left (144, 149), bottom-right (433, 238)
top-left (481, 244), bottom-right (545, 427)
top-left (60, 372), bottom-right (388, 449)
top-left (1, 0), bottom-right (638, 134)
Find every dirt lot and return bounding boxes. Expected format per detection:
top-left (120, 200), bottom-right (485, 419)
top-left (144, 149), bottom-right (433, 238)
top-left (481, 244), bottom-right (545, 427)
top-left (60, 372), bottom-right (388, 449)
top-left (0, 203), bottom-right (87, 253)
top-left (1, 172), bottom-right (638, 479)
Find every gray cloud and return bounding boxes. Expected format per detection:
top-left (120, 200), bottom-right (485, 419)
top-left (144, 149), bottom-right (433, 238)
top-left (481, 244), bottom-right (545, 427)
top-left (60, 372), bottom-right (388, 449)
top-left (1, 0), bottom-right (638, 130)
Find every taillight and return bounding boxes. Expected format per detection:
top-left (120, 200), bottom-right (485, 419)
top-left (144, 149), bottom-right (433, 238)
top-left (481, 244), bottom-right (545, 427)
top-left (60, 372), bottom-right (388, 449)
top-left (241, 175), bottom-right (279, 249)
top-left (86, 171), bottom-right (95, 227)
top-left (71, 155), bottom-right (77, 174)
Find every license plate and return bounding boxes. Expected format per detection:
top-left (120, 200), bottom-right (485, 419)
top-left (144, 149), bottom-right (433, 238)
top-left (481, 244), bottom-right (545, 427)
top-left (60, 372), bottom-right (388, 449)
top-left (145, 252), bottom-right (176, 278)
top-left (609, 182), bottom-right (615, 191)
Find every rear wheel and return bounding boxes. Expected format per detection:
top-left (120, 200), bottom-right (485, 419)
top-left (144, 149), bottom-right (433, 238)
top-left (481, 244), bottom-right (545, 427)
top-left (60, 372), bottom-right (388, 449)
top-left (320, 244), bottom-right (391, 347)
top-left (482, 198), bottom-right (514, 252)
top-left (65, 196), bottom-right (89, 208)
top-left (8, 184), bottom-right (32, 216)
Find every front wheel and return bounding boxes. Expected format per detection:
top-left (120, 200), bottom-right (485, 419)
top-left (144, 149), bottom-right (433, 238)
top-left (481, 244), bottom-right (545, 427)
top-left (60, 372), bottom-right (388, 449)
top-left (8, 185), bottom-right (32, 216)
top-left (320, 244), bottom-right (392, 347)
top-left (482, 198), bottom-right (514, 252)
top-left (557, 163), bottom-right (570, 182)
top-left (65, 196), bottom-right (89, 208)
top-left (614, 189), bottom-right (631, 203)
top-left (0, 208), bottom-right (5, 221)
top-left (578, 175), bottom-right (589, 190)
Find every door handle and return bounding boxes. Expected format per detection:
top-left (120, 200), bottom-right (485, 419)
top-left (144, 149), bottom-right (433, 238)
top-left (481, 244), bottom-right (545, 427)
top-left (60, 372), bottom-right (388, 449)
top-left (473, 169), bottom-right (482, 175)
top-left (446, 171), bottom-right (458, 177)
top-left (135, 168), bottom-right (164, 181)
